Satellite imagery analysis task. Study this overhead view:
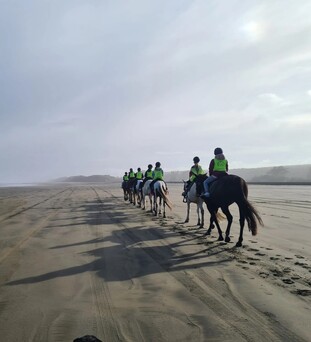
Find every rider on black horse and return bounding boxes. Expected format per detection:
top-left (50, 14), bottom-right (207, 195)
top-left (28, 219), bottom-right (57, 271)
top-left (127, 168), bottom-right (136, 189)
top-left (201, 147), bottom-right (229, 199)
top-left (122, 171), bottom-right (129, 188)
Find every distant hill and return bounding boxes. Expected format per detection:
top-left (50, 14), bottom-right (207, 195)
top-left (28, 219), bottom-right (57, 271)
top-left (53, 164), bottom-right (311, 184)
top-left (164, 164), bottom-right (311, 183)
top-left (53, 175), bottom-right (120, 183)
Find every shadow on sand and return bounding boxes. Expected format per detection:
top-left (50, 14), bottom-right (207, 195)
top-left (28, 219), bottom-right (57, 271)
top-left (6, 196), bottom-right (233, 286)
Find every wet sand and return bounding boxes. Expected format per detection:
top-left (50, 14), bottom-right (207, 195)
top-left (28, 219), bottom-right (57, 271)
top-left (0, 183), bottom-right (310, 341)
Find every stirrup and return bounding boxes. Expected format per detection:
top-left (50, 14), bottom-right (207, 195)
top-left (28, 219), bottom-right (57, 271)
top-left (182, 196), bottom-right (188, 203)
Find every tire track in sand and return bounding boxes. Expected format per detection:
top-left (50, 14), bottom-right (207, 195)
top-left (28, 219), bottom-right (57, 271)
top-left (0, 188), bottom-right (74, 283)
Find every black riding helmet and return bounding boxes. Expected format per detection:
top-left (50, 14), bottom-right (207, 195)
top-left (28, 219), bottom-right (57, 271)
top-left (137, 167), bottom-right (141, 171)
top-left (214, 147), bottom-right (223, 155)
top-left (155, 162), bottom-right (161, 167)
top-left (148, 164), bottom-right (152, 169)
top-left (130, 168), bottom-right (133, 171)
top-left (193, 156), bottom-right (200, 163)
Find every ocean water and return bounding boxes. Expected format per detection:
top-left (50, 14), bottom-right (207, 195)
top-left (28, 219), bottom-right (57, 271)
top-left (0, 183), bottom-right (40, 188)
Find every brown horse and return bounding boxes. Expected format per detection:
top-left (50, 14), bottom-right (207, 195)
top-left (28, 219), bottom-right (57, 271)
top-left (201, 174), bottom-right (263, 247)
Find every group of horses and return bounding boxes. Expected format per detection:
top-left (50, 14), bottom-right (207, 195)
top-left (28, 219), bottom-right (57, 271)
top-left (122, 179), bottom-right (173, 218)
top-left (122, 174), bottom-right (263, 247)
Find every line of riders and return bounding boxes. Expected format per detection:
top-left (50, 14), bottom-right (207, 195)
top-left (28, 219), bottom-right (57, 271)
top-left (121, 147), bottom-right (229, 201)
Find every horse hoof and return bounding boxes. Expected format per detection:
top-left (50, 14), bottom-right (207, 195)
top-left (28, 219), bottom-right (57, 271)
top-left (217, 236), bottom-right (224, 241)
top-left (199, 225), bottom-right (204, 229)
top-left (225, 237), bottom-right (231, 243)
top-left (235, 242), bottom-right (242, 247)
top-left (206, 230), bottom-right (211, 235)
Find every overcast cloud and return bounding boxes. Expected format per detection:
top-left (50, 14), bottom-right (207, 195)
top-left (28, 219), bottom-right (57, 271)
top-left (1, 0), bottom-right (311, 182)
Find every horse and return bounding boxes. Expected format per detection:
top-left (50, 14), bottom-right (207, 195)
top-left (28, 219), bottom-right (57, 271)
top-left (121, 181), bottom-right (129, 201)
top-left (153, 180), bottom-right (173, 218)
top-left (141, 179), bottom-right (153, 211)
top-left (127, 178), bottom-right (136, 204)
top-left (202, 174), bottom-right (263, 247)
top-left (182, 181), bottom-right (205, 228)
top-left (134, 179), bottom-right (143, 207)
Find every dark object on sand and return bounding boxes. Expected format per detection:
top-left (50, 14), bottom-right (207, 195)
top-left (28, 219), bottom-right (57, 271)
top-left (73, 335), bottom-right (102, 342)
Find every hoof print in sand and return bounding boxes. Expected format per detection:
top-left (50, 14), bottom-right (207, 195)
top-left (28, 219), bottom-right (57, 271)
top-left (293, 289), bottom-right (311, 296)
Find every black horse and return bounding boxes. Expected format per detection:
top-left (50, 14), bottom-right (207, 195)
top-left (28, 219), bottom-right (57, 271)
top-left (122, 180), bottom-right (129, 201)
top-left (200, 174), bottom-right (263, 247)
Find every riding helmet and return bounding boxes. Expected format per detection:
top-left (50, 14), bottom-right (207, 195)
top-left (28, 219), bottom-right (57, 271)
top-left (193, 156), bottom-right (200, 163)
top-left (214, 147), bottom-right (223, 155)
top-left (155, 162), bottom-right (161, 167)
top-left (148, 164), bottom-right (152, 169)
top-left (137, 167), bottom-right (141, 171)
top-left (130, 168), bottom-right (133, 171)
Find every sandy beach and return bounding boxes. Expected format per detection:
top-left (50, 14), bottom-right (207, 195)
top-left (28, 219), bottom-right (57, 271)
top-left (0, 182), bottom-right (310, 341)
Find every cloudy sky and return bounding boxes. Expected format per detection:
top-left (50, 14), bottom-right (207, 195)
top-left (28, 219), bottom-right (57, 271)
top-left (1, 0), bottom-right (311, 183)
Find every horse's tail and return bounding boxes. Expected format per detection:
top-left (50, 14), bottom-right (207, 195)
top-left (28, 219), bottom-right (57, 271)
top-left (216, 211), bottom-right (225, 221)
top-left (159, 184), bottom-right (173, 210)
top-left (238, 178), bottom-right (263, 236)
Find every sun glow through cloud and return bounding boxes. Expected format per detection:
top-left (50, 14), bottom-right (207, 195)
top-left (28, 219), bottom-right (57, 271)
top-left (242, 21), bottom-right (266, 42)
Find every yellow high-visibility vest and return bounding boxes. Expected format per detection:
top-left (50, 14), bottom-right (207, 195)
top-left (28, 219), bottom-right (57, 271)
top-left (136, 171), bottom-right (143, 179)
top-left (213, 159), bottom-right (227, 171)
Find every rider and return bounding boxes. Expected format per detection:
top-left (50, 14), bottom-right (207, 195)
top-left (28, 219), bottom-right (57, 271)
top-left (128, 167), bottom-right (136, 188)
top-left (123, 172), bottom-right (129, 181)
top-left (129, 168), bottom-right (135, 180)
top-left (150, 162), bottom-right (164, 194)
top-left (182, 156), bottom-right (206, 198)
top-left (201, 147), bottom-right (228, 199)
top-left (134, 167), bottom-right (143, 189)
top-left (135, 167), bottom-right (143, 180)
top-left (141, 164), bottom-right (153, 188)
top-left (122, 172), bottom-right (129, 189)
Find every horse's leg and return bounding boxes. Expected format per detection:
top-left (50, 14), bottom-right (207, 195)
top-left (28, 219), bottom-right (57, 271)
top-left (133, 192), bottom-right (136, 206)
top-left (163, 200), bottom-right (166, 218)
top-left (205, 210), bottom-right (223, 240)
top-left (199, 202), bottom-right (204, 228)
top-left (153, 194), bottom-right (157, 216)
top-left (213, 212), bottom-right (224, 241)
top-left (138, 191), bottom-right (142, 207)
top-left (141, 192), bottom-right (145, 210)
top-left (159, 197), bottom-right (162, 216)
top-left (221, 206), bottom-right (233, 243)
top-left (206, 213), bottom-right (215, 235)
top-left (236, 205), bottom-right (245, 247)
top-left (196, 203), bottom-right (200, 226)
top-left (149, 194), bottom-right (153, 212)
top-left (184, 201), bottom-right (190, 223)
